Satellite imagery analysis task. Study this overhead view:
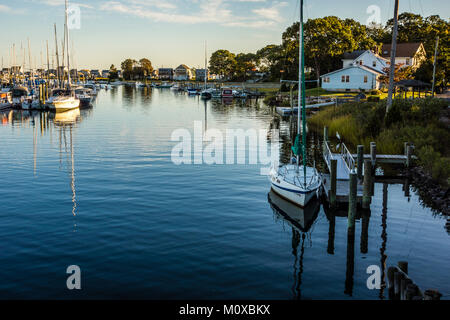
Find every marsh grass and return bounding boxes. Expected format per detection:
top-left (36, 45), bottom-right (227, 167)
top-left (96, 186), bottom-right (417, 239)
top-left (309, 98), bottom-right (450, 186)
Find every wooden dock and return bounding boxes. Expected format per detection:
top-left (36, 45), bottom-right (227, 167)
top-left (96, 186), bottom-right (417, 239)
top-left (320, 129), bottom-right (415, 206)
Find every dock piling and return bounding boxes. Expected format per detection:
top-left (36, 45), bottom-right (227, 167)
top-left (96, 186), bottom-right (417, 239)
top-left (406, 145), bottom-right (413, 167)
top-left (357, 145), bottom-right (363, 180)
top-left (348, 171), bottom-right (357, 229)
top-left (370, 142), bottom-right (376, 166)
top-left (362, 160), bottom-right (372, 209)
top-left (330, 159), bottom-right (337, 207)
top-left (323, 126), bottom-right (329, 142)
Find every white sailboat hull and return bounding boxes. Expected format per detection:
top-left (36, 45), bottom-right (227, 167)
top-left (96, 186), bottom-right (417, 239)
top-left (48, 97), bottom-right (80, 112)
top-left (269, 164), bottom-right (321, 207)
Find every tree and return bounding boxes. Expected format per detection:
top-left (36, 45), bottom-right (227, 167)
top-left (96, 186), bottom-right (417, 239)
top-left (139, 58), bottom-right (153, 78)
top-left (209, 50), bottom-right (236, 80)
top-left (234, 53), bottom-right (258, 81)
top-left (379, 63), bottom-right (414, 87)
top-left (121, 59), bottom-right (137, 80)
top-left (256, 45), bottom-right (284, 80)
top-left (108, 64), bottom-right (118, 81)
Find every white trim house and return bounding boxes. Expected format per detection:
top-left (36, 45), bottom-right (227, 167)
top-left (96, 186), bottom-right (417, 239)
top-left (321, 50), bottom-right (388, 92)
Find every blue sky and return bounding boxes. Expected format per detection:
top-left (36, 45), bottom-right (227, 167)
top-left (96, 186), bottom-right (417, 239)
top-left (0, 0), bottom-right (448, 70)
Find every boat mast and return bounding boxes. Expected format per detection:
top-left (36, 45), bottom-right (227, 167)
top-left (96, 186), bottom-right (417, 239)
top-left (54, 24), bottom-right (61, 88)
top-left (204, 41), bottom-right (207, 90)
top-left (65, 0), bottom-right (72, 89)
top-left (298, 0), bottom-right (307, 184)
top-left (46, 40), bottom-right (50, 83)
top-left (28, 38), bottom-right (33, 90)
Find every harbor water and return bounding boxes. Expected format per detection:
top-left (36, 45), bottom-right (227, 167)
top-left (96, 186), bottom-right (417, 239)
top-left (0, 86), bottom-right (448, 299)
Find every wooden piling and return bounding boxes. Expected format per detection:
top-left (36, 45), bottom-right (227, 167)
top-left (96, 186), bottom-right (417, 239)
top-left (323, 126), bottom-right (329, 142)
top-left (370, 142), bottom-right (376, 166)
top-left (348, 171), bottom-right (357, 229)
top-left (362, 160), bottom-right (372, 209)
top-left (406, 145), bottom-right (413, 167)
top-left (330, 159), bottom-right (337, 207)
top-left (404, 142), bottom-right (409, 156)
top-left (357, 145), bottom-right (363, 180)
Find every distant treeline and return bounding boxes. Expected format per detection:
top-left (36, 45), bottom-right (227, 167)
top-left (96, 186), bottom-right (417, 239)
top-left (208, 12), bottom-right (448, 87)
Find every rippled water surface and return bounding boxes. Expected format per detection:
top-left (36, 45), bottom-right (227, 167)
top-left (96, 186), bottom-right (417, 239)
top-left (0, 86), bottom-right (448, 299)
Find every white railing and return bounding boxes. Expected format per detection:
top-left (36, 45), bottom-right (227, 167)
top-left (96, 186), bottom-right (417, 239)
top-left (323, 140), bottom-right (334, 171)
top-left (341, 143), bottom-right (355, 172)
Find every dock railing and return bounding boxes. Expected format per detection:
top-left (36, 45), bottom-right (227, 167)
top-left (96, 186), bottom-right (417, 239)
top-left (341, 143), bottom-right (355, 172)
top-left (323, 140), bottom-right (334, 172)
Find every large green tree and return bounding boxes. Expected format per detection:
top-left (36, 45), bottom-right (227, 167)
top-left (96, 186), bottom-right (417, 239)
top-left (234, 53), bottom-right (258, 81)
top-left (209, 50), bottom-right (236, 80)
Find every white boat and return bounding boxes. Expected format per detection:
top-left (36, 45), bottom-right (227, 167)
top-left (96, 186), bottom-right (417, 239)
top-left (268, 0), bottom-right (321, 208)
top-left (75, 88), bottom-right (93, 107)
top-left (187, 88), bottom-right (198, 95)
top-left (47, 89), bottom-right (80, 112)
top-left (22, 96), bottom-right (40, 110)
top-left (269, 165), bottom-right (321, 207)
top-left (0, 89), bottom-right (12, 110)
top-left (83, 83), bottom-right (98, 96)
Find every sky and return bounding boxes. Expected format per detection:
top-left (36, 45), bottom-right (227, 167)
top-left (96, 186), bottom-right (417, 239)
top-left (0, 0), bottom-right (448, 70)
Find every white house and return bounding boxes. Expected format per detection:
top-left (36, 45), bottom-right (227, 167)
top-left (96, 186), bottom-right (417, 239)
top-left (174, 64), bottom-right (192, 81)
top-left (380, 42), bottom-right (426, 71)
top-left (321, 50), bottom-right (388, 92)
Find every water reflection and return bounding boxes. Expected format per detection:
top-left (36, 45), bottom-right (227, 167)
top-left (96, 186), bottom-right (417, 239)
top-left (268, 190), bottom-right (320, 299)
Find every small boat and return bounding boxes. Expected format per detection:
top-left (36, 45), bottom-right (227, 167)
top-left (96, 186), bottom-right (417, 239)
top-left (187, 88), bottom-right (199, 95)
top-left (75, 88), bottom-right (93, 107)
top-left (83, 83), bottom-right (98, 96)
top-left (47, 89), bottom-right (80, 112)
top-left (211, 89), bottom-right (222, 98)
top-left (221, 87), bottom-right (233, 98)
top-left (156, 82), bottom-right (173, 88)
top-left (22, 96), bottom-right (40, 110)
top-left (0, 89), bottom-right (13, 110)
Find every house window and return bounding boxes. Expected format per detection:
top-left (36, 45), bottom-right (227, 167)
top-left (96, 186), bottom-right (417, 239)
top-left (346, 75), bottom-right (350, 82)
top-left (364, 75), bottom-right (368, 83)
top-left (341, 75), bottom-right (345, 82)
top-left (373, 61), bottom-right (376, 67)
top-left (406, 58), bottom-right (410, 65)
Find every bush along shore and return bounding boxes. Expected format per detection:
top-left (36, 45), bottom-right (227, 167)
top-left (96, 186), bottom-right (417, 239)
top-left (308, 98), bottom-right (450, 214)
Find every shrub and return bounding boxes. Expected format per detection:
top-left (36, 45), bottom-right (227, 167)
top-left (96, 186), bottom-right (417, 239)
top-left (367, 96), bottom-right (380, 102)
top-left (370, 89), bottom-right (382, 95)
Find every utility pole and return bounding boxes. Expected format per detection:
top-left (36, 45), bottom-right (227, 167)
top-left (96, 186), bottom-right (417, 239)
top-left (386, 0), bottom-right (399, 114)
top-left (431, 36), bottom-right (439, 97)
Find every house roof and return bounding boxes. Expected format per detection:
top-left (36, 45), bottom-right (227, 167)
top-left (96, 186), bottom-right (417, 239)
top-left (320, 65), bottom-right (384, 78)
top-left (342, 50), bottom-right (367, 60)
top-left (380, 43), bottom-right (423, 58)
top-left (175, 64), bottom-right (190, 70)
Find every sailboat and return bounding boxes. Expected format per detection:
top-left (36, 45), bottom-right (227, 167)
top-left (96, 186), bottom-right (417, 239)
top-left (47, 0), bottom-right (80, 112)
top-left (269, 0), bottom-right (321, 207)
top-left (200, 41), bottom-right (212, 100)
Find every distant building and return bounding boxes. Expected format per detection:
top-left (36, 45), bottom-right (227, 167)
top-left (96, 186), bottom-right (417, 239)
top-left (173, 64), bottom-right (192, 81)
top-left (320, 50), bottom-right (388, 92)
top-left (80, 70), bottom-right (91, 79)
top-left (90, 69), bottom-right (101, 78)
top-left (380, 42), bottom-right (426, 71)
top-left (195, 68), bottom-right (210, 81)
top-left (101, 70), bottom-right (110, 78)
top-left (158, 68), bottom-right (173, 80)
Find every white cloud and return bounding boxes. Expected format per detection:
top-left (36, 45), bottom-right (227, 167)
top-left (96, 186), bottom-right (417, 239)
top-left (0, 5), bottom-right (11, 12)
top-left (99, 0), bottom-right (285, 28)
top-left (252, 2), bottom-right (287, 22)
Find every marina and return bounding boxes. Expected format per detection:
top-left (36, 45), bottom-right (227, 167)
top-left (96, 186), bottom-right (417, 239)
top-left (0, 0), bottom-right (448, 305)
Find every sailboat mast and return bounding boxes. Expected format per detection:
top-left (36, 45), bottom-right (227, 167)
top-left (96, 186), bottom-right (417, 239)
top-left (46, 40), bottom-right (50, 83)
top-left (28, 38), bottom-right (33, 89)
top-left (204, 41), bottom-right (207, 90)
top-left (54, 24), bottom-right (61, 88)
top-left (65, 0), bottom-right (72, 89)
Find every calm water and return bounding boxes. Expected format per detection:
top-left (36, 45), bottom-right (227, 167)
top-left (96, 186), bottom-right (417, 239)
top-left (0, 86), bottom-right (448, 300)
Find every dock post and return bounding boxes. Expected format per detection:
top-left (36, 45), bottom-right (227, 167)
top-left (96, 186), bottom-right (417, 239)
top-left (357, 145), bottom-right (363, 180)
top-left (330, 159), bottom-right (337, 207)
top-left (348, 171), bottom-right (357, 229)
top-left (398, 261), bottom-right (408, 274)
top-left (406, 145), bottom-right (413, 167)
top-left (370, 142), bottom-right (376, 167)
top-left (404, 142), bottom-right (409, 156)
top-left (362, 160), bottom-right (372, 209)
top-left (323, 126), bottom-right (329, 142)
